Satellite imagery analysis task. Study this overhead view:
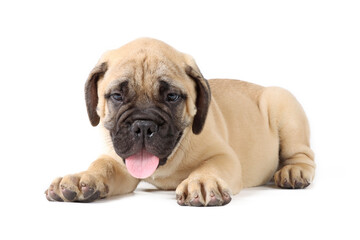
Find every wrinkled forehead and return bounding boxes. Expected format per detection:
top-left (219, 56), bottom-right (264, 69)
top-left (103, 50), bottom-right (188, 92)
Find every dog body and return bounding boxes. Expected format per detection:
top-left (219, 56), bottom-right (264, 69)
top-left (46, 38), bottom-right (315, 206)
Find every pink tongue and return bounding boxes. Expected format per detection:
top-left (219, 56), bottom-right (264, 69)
top-left (125, 150), bottom-right (160, 179)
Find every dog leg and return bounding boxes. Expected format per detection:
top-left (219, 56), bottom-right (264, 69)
top-left (45, 155), bottom-right (139, 202)
top-left (263, 87), bottom-right (315, 189)
top-left (176, 150), bottom-right (242, 206)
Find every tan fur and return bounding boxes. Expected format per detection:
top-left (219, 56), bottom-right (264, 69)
top-left (46, 38), bottom-right (315, 206)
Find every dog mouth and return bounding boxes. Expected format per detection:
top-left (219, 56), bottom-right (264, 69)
top-left (123, 131), bottom-right (183, 179)
top-left (125, 149), bottom-right (160, 179)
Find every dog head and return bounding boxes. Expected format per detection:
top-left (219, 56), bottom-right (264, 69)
top-left (84, 38), bottom-right (210, 178)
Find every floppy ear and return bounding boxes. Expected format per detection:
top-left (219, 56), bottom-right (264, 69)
top-left (185, 65), bottom-right (211, 135)
top-left (85, 62), bottom-right (108, 126)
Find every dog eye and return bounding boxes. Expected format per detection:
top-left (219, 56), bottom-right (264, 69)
top-left (166, 93), bottom-right (180, 102)
top-left (111, 93), bottom-right (123, 102)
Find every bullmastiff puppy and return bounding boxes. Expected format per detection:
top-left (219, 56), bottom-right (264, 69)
top-left (45, 38), bottom-right (315, 206)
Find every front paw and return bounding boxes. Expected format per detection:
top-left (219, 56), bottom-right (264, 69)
top-left (45, 172), bottom-right (109, 202)
top-left (175, 175), bottom-right (232, 207)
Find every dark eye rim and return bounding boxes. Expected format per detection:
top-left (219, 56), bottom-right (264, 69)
top-left (166, 93), bottom-right (181, 102)
top-left (110, 93), bottom-right (123, 102)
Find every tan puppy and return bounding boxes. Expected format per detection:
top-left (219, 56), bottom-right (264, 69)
top-left (45, 38), bottom-right (315, 206)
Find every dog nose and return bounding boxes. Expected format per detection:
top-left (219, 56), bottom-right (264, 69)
top-left (131, 120), bottom-right (158, 138)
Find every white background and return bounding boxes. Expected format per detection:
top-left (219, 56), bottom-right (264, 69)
top-left (1, 0), bottom-right (359, 239)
